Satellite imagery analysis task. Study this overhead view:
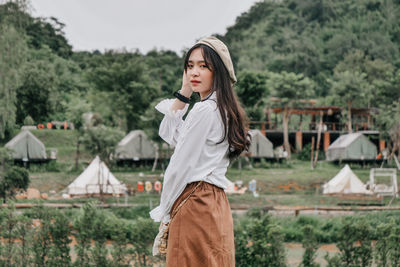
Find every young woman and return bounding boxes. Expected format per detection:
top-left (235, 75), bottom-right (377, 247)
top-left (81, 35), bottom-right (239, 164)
top-left (150, 36), bottom-right (250, 267)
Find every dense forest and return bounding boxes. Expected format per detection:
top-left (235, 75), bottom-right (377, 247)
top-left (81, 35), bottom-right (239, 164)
top-left (1, 0), bottom-right (400, 155)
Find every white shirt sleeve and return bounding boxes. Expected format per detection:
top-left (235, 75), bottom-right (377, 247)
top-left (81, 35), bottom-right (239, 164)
top-left (150, 103), bottom-right (216, 223)
top-left (155, 99), bottom-right (189, 146)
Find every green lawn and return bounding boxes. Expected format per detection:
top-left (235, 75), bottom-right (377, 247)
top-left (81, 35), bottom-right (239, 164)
top-left (25, 159), bottom-right (400, 207)
top-left (7, 129), bottom-right (399, 207)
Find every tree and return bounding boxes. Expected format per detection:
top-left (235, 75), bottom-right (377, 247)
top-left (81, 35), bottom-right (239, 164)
top-left (16, 56), bottom-right (56, 124)
top-left (330, 70), bottom-right (370, 133)
top-left (82, 125), bottom-right (124, 165)
top-left (0, 1), bottom-right (72, 58)
top-left (236, 71), bottom-right (269, 121)
top-left (86, 51), bottom-right (159, 131)
top-left (334, 50), bottom-right (398, 108)
top-left (65, 95), bottom-right (91, 169)
top-left (266, 71), bottom-right (314, 159)
top-left (16, 46), bottom-right (86, 124)
top-left (0, 24), bottom-right (28, 138)
top-left (375, 100), bottom-right (400, 160)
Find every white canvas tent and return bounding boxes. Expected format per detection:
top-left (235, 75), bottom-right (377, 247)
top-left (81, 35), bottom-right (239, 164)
top-left (323, 164), bottom-right (372, 194)
top-left (66, 156), bottom-right (127, 196)
top-left (248, 130), bottom-right (274, 158)
top-left (115, 130), bottom-right (157, 160)
top-left (326, 133), bottom-right (377, 161)
top-left (5, 130), bottom-right (47, 160)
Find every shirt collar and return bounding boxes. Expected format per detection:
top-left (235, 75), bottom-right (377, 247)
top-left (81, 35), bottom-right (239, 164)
top-left (201, 91), bottom-right (217, 102)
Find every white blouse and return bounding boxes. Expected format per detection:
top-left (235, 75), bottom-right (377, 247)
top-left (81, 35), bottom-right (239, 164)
top-left (149, 91), bottom-right (230, 223)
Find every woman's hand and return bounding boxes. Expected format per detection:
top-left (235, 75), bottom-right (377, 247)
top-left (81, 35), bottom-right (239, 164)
top-left (180, 71), bottom-right (192, 98)
top-left (170, 71), bottom-right (192, 111)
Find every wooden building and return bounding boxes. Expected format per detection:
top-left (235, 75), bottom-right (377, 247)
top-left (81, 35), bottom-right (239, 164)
top-left (250, 106), bottom-right (382, 152)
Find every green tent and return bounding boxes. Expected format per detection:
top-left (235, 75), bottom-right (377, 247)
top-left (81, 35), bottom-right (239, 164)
top-left (5, 130), bottom-right (47, 160)
top-left (248, 129), bottom-right (274, 158)
top-left (326, 133), bottom-right (377, 161)
top-left (115, 130), bottom-right (157, 160)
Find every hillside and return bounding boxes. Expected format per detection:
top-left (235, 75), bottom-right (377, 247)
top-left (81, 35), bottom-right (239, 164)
top-left (31, 129), bottom-right (92, 164)
top-left (220, 0), bottom-right (400, 98)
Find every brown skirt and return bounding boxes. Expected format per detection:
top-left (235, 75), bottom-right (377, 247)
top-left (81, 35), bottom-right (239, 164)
top-left (166, 181), bottom-right (235, 267)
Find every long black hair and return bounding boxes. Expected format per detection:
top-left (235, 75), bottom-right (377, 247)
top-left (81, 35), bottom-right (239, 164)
top-left (184, 44), bottom-right (250, 159)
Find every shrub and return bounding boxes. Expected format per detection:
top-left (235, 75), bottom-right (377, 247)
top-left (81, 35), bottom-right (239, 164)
top-left (110, 205), bottom-right (151, 220)
top-left (235, 214), bottom-right (287, 267)
top-left (325, 218), bottom-right (373, 267)
top-left (73, 203), bottom-right (96, 266)
top-left (126, 217), bottom-right (158, 267)
top-left (0, 166), bottom-right (30, 202)
top-left (47, 212), bottom-right (72, 267)
top-left (297, 143), bottom-right (313, 161)
top-left (23, 115), bottom-right (35, 126)
top-left (300, 225), bottom-right (320, 267)
top-left (374, 222), bottom-right (392, 267)
top-left (0, 203), bottom-right (19, 266)
top-left (30, 206), bottom-right (55, 267)
top-left (389, 224), bottom-right (400, 266)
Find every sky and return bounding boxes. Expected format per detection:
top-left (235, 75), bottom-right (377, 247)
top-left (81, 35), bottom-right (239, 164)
top-left (29, 0), bottom-right (260, 55)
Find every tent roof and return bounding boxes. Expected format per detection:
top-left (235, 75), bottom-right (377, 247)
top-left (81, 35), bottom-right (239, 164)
top-left (248, 129), bottom-right (274, 158)
top-left (249, 129), bottom-right (266, 137)
top-left (66, 156), bottom-right (126, 195)
top-left (249, 130), bottom-right (272, 143)
top-left (328, 133), bottom-right (363, 149)
top-left (5, 130), bottom-right (47, 159)
top-left (323, 164), bottom-right (372, 194)
top-left (118, 130), bottom-right (146, 147)
top-left (5, 130), bottom-right (44, 149)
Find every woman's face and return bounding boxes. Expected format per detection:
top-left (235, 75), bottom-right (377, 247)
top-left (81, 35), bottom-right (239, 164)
top-left (186, 48), bottom-right (213, 99)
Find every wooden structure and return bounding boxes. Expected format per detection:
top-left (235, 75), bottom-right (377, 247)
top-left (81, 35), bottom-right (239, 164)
top-left (250, 106), bottom-right (381, 152)
top-left (253, 106), bottom-right (376, 133)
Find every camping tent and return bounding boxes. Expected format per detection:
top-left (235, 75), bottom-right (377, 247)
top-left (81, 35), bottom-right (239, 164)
top-left (248, 130), bottom-right (274, 158)
top-left (322, 164), bottom-right (372, 194)
top-left (66, 156), bottom-right (127, 196)
top-left (325, 133), bottom-right (377, 161)
top-left (5, 130), bottom-right (47, 160)
top-left (115, 130), bottom-right (157, 160)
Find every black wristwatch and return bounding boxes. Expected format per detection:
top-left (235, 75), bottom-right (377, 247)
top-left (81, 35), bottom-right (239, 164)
top-left (173, 90), bottom-right (190, 103)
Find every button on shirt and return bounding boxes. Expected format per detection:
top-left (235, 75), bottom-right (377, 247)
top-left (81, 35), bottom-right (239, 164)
top-left (149, 92), bottom-right (230, 223)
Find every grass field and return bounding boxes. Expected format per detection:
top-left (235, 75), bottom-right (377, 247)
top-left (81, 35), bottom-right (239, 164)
top-left (5, 129), bottom-right (399, 207)
top-left (25, 157), bottom-right (400, 207)
top-left (4, 129), bottom-right (399, 267)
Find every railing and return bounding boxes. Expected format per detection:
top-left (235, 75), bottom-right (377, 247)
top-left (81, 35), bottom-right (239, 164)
top-left (250, 121), bottom-right (375, 132)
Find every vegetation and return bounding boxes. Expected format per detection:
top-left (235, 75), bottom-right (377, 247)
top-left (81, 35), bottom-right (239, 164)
top-left (1, 204), bottom-right (400, 266)
top-left (0, 148), bottom-right (30, 203)
top-left (1, 0), bottom-right (399, 160)
top-left (1, 0), bottom-right (400, 265)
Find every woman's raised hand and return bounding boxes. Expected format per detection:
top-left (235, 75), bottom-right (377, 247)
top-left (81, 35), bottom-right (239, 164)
top-left (180, 70), bottom-right (193, 98)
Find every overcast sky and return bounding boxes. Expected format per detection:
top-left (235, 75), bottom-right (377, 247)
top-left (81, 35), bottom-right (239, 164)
top-left (29, 0), bottom-right (260, 55)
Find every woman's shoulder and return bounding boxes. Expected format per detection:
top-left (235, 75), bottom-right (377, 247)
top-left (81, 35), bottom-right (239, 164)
top-left (192, 99), bottom-right (218, 114)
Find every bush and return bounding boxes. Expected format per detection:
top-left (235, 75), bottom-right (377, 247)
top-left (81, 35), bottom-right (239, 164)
top-left (23, 115), bottom-right (35, 126)
top-left (110, 205), bottom-right (151, 220)
top-left (235, 214), bottom-right (287, 267)
top-left (374, 222), bottom-right (392, 267)
top-left (0, 166), bottom-right (30, 202)
top-left (325, 218), bottom-right (373, 267)
top-left (300, 225), bottom-right (320, 267)
top-left (388, 224), bottom-right (400, 266)
top-left (297, 143), bottom-right (313, 161)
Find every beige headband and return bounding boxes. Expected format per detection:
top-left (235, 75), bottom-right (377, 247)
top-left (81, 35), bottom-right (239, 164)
top-left (195, 36), bottom-right (237, 84)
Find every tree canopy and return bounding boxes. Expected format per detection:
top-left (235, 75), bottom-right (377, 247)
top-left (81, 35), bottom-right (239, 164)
top-left (1, 0), bottom-right (400, 157)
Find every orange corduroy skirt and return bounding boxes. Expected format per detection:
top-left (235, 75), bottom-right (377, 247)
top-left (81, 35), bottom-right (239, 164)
top-left (166, 181), bottom-right (235, 267)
